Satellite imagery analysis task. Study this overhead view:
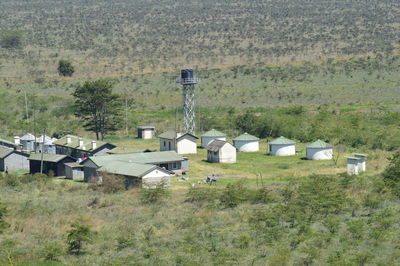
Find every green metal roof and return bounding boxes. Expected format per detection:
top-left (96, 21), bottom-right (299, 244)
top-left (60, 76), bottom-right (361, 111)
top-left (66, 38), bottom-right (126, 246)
top-left (157, 130), bottom-right (176, 139)
top-left (0, 138), bottom-right (17, 147)
top-left (201, 129), bottom-right (226, 138)
top-left (54, 135), bottom-right (112, 151)
top-left (233, 133), bottom-right (259, 141)
top-left (346, 156), bottom-right (359, 160)
top-left (354, 153), bottom-right (368, 157)
top-left (107, 147), bottom-right (154, 154)
top-left (28, 154), bottom-right (69, 163)
top-left (269, 136), bottom-right (296, 145)
top-left (88, 151), bottom-right (184, 167)
top-left (307, 139), bottom-right (333, 149)
top-left (98, 161), bottom-right (158, 177)
top-left (0, 147), bottom-right (13, 159)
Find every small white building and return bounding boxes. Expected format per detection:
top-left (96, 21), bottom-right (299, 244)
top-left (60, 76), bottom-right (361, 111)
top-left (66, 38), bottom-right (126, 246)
top-left (233, 133), bottom-right (259, 152)
top-left (137, 126), bottom-right (156, 139)
top-left (306, 139), bottom-right (333, 160)
top-left (354, 153), bottom-right (367, 172)
top-left (36, 135), bottom-right (57, 154)
top-left (65, 162), bottom-right (84, 180)
top-left (268, 136), bottom-right (296, 156)
top-left (346, 157), bottom-right (360, 175)
top-left (158, 131), bottom-right (198, 155)
top-left (206, 140), bottom-right (236, 163)
top-left (201, 129), bottom-right (227, 148)
top-left (20, 133), bottom-right (36, 151)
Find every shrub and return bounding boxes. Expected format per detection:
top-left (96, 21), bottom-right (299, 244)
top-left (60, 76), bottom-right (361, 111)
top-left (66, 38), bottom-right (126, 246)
top-left (252, 186), bottom-right (274, 204)
top-left (66, 222), bottom-right (95, 255)
top-left (140, 181), bottom-right (170, 204)
top-left (219, 180), bottom-right (249, 208)
top-left (41, 242), bottom-right (64, 261)
top-left (0, 30), bottom-right (23, 49)
top-left (0, 200), bottom-right (9, 234)
top-left (185, 185), bottom-right (219, 204)
top-left (88, 174), bottom-right (125, 194)
top-left (382, 152), bottom-right (400, 196)
top-left (58, 59), bottom-right (75, 77)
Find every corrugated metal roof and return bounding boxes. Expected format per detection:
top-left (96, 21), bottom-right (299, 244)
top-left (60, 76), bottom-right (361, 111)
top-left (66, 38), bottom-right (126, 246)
top-left (0, 146), bottom-right (13, 159)
top-left (20, 133), bottom-right (35, 141)
top-left (36, 135), bottom-right (57, 145)
top-left (354, 153), bottom-right (368, 157)
top-left (307, 139), bottom-right (333, 149)
top-left (28, 154), bottom-right (69, 163)
top-left (201, 129), bottom-right (226, 137)
top-left (269, 136), bottom-right (296, 145)
top-left (0, 138), bottom-right (17, 147)
top-left (206, 140), bottom-right (229, 152)
top-left (138, 126), bottom-right (155, 129)
top-left (346, 156), bottom-right (359, 160)
top-left (107, 147), bottom-right (154, 154)
top-left (54, 135), bottom-right (112, 151)
top-left (157, 130), bottom-right (177, 139)
top-left (233, 133), bottom-right (259, 141)
top-left (98, 161), bottom-right (157, 177)
top-left (88, 151), bottom-right (184, 167)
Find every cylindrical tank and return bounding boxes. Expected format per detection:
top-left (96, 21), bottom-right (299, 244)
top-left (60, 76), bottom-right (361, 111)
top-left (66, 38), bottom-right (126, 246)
top-left (234, 140), bottom-right (259, 152)
top-left (270, 144), bottom-right (296, 156)
top-left (306, 148), bottom-right (333, 160)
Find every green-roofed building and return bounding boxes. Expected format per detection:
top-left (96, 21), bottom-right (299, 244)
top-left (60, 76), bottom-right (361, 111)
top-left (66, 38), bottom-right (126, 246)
top-left (54, 135), bottom-right (116, 160)
top-left (233, 133), bottom-right (260, 152)
top-left (268, 136), bottom-right (296, 156)
top-left (306, 140), bottom-right (333, 160)
top-left (28, 153), bottom-right (75, 176)
top-left (0, 146), bottom-right (29, 172)
top-left (158, 131), bottom-right (198, 155)
top-left (201, 129), bottom-right (227, 148)
top-left (0, 138), bottom-right (18, 150)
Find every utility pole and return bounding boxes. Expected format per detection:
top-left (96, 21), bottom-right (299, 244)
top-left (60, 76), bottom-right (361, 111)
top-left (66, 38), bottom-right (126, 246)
top-left (24, 90), bottom-right (29, 123)
top-left (40, 128), bottom-right (45, 174)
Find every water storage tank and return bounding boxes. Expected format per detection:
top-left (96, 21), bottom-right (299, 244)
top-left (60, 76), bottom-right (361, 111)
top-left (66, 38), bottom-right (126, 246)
top-left (181, 69), bottom-right (194, 79)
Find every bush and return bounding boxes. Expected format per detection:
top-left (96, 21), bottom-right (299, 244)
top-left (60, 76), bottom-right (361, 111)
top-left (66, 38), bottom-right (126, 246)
top-left (382, 152), bottom-right (400, 196)
top-left (41, 242), bottom-right (64, 261)
top-left (185, 185), bottom-right (219, 204)
top-left (140, 181), bottom-right (170, 204)
top-left (58, 59), bottom-right (75, 77)
top-left (0, 200), bottom-right (9, 234)
top-left (66, 222), bottom-right (95, 255)
top-left (88, 174), bottom-right (125, 194)
top-left (219, 180), bottom-right (249, 208)
top-left (0, 30), bottom-right (23, 49)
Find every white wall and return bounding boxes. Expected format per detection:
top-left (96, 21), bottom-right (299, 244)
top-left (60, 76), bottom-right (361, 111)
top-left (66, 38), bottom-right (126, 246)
top-left (234, 140), bottom-right (259, 152)
top-left (142, 169), bottom-right (171, 188)
top-left (177, 136), bottom-right (197, 154)
top-left (306, 148), bottom-right (333, 160)
top-left (270, 144), bottom-right (296, 156)
top-left (201, 137), bottom-right (226, 148)
top-left (220, 143), bottom-right (237, 163)
top-left (142, 129), bottom-right (154, 139)
top-left (347, 162), bottom-right (359, 175)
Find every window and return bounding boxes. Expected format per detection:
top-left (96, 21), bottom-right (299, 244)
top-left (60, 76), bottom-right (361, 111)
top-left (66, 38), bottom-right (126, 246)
top-left (163, 141), bottom-right (166, 147)
top-left (172, 162), bottom-right (177, 169)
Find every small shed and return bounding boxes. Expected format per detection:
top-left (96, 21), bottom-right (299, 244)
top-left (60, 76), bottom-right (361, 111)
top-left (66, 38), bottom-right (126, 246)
top-left (158, 131), bottom-right (198, 155)
top-left (36, 135), bottom-right (57, 154)
top-left (306, 140), bottom-right (333, 160)
top-left (65, 162), bottom-right (84, 180)
top-left (20, 133), bottom-right (36, 151)
top-left (0, 147), bottom-right (29, 172)
top-left (354, 153), bottom-right (367, 172)
top-left (268, 136), bottom-right (296, 156)
top-left (201, 129), bottom-right (227, 148)
top-left (137, 126), bottom-right (156, 139)
top-left (207, 140), bottom-right (236, 163)
top-left (29, 154), bottom-right (75, 176)
top-left (233, 133), bottom-right (259, 152)
top-left (346, 157), bottom-right (360, 175)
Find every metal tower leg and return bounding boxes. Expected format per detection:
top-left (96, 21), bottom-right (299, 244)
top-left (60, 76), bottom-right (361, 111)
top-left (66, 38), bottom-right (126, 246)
top-left (183, 84), bottom-right (195, 134)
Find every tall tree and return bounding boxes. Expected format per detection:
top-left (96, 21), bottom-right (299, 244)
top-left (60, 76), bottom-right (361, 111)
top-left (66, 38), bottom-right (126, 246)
top-left (73, 80), bottom-right (122, 140)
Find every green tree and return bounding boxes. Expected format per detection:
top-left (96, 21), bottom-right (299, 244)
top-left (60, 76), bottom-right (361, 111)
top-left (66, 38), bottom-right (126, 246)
top-left (382, 152), bottom-right (400, 196)
top-left (58, 59), bottom-right (75, 77)
top-left (73, 80), bottom-right (122, 140)
top-left (0, 30), bottom-right (23, 49)
top-left (66, 222), bottom-right (95, 255)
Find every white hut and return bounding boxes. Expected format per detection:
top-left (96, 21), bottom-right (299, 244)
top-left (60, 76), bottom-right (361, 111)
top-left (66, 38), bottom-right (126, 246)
top-left (137, 126), bottom-right (155, 139)
top-left (346, 157), bottom-right (360, 175)
top-left (201, 129), bottom-right (227, 148)
top-left (233, 133), bottom-right (259, 152)
top-left (36, 135), bottom-right (57, 154)
top-left (354, 153), bottom-right (367, 172)
top-left (20, 133), bottom-right (36, 151)
top-left (268, 136), bottom-right (296, 156)
top-left (158, 131), bottom-right (198, 155)
top-left (306, 140), bottom-right (333, 160)
top-left (206, 140), bottom-right (236, 163)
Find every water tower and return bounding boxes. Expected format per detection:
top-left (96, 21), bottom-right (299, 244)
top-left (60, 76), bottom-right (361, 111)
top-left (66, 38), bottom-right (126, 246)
top-left (178, 69), bottom-right (199, 134)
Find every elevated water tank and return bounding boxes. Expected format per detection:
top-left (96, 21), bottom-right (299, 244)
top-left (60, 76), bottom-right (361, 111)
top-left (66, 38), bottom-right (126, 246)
top-left (181, 69), bottom-right (194, 79)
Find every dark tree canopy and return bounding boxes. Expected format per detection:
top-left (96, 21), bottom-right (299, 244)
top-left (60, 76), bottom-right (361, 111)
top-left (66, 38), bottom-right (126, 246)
top-left (73, 80), bottom-right (122, 140)
top-left (0, 30), bottom-right (23, 49)
top-left (58, 59), bottom-right (75, 77)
